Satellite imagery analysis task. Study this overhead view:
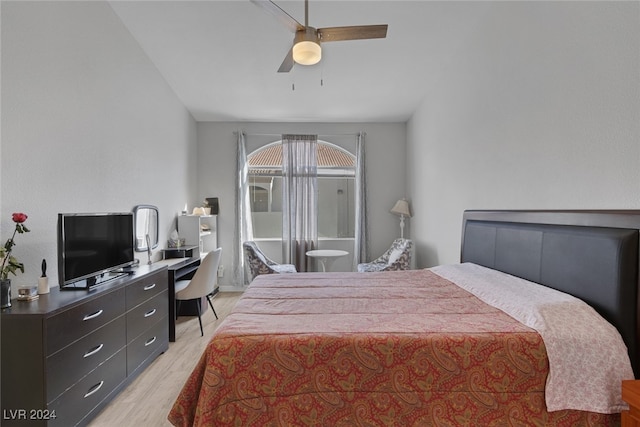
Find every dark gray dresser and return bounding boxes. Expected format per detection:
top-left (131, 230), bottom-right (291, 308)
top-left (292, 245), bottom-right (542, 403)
top-left (1, 264), bottom-right (168, 426)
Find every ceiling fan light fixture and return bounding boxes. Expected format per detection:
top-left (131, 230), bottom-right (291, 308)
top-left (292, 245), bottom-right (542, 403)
top-left (293, 41), bottom-right (321, 65)
top-left (292, 28), bottom-right (321, 65)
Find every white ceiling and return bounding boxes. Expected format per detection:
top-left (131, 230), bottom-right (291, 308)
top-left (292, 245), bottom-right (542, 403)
top-left (109, 1), bottom-right (489, 123)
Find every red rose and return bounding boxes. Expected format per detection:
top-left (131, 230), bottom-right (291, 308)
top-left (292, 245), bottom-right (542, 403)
top-left (12, 213), bottom-right (28, 223)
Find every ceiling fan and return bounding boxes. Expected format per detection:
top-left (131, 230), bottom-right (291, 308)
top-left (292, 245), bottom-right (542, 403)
top-left (251, 0), bottom-right (388, 72)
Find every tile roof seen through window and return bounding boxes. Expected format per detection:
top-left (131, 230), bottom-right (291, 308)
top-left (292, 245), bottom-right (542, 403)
top-left (248, 142), bottom-right (355, 169)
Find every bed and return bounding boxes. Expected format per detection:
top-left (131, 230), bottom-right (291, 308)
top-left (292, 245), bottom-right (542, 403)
top-left (168, 210), bottom-right (640, 426)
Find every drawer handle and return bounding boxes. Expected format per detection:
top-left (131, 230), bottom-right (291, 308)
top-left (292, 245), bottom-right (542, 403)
top-left (83, 343), bottom-right (104, 358)
top-left (84, 381), bottom-right (104, 398)
top-left (144, 308), bottom-right (157, 318)
top-left (83, 309), bottom-right (104, 321)
top-left (145, 336), bottom-right (157, 347)
top-left (143, 283), bottom-right (156, 291)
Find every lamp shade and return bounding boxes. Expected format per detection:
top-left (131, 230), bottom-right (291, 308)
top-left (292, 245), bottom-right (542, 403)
top-left (390, 199), bottom-right (412, 217)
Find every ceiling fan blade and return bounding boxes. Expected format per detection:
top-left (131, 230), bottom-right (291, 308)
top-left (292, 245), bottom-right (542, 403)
top-left (277, 48), bottom-right (294, 73)
top-left (250, 0), bottom-right (304, 33)
top-left (318, 24), bottom-right (388, 42)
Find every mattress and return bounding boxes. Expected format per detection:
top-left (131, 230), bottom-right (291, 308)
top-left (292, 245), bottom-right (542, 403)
top-left (168, 267), bottom-right (628, 426)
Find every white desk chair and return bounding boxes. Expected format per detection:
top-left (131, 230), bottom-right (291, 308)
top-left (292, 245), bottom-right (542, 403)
top-left (175, 248), bottom-right (221, 337)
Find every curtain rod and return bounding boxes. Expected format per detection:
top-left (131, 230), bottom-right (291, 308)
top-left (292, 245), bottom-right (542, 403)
top-left (234, 131), bottom-right (364, 138)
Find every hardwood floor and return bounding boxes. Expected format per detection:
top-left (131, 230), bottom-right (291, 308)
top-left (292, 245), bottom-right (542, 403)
top-left (89, 292), bottom-right (243, 427)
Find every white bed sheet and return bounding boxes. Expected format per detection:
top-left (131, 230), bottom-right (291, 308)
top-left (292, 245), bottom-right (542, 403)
top-left (431, 262), bottom-right (634, 414)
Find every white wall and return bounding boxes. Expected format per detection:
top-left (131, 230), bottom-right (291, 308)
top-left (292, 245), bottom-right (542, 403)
top-left (1, 2), bottom-right (198, 292)
top-left (196, 122), bottom-right (406, 288)
top-left (407, 1), bottom-right (640, 268)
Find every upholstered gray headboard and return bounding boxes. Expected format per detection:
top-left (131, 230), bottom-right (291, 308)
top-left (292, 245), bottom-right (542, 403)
top-left (461, 210), bottom-right (640, 376)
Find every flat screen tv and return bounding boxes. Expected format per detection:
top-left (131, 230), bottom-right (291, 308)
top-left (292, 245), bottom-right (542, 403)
top-left (58, 212), bottom-right (135, 289)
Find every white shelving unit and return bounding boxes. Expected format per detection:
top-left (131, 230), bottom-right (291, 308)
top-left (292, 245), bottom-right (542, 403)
top-left (177, 215), bottom-right (218, 257)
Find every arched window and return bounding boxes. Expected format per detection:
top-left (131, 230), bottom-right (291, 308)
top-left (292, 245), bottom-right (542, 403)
top-left (247, 141), bottom-right (356, 239)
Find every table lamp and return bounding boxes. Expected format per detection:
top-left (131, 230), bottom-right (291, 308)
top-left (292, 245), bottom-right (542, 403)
top-left (390, 199), bottom-right (412, 238)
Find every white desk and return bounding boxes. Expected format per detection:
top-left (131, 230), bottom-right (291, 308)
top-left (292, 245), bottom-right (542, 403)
top-left (306, 249), bottom-right (349, 272)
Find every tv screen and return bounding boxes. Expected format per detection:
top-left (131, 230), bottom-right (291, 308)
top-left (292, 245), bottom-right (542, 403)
top-left (58, 212), bottom-right (135, 288)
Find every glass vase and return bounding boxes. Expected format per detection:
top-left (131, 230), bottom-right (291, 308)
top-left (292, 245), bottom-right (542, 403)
top-left (1, 278), bottom-right (11, 308)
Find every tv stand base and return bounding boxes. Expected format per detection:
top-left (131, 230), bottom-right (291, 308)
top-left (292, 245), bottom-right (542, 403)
top-left (60, 271), bottom-right (128, 291)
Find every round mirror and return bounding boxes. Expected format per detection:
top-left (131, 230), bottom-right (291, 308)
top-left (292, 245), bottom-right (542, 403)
top-left (133, 205), bottom-right (159, 252)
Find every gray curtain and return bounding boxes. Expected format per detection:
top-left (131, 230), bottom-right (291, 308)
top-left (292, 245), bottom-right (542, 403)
top-left (282, 134), bottom-right (318, 272)
top-left (233, 131), bottom-right (254, 286)
top-left (353, 132), bottom-right (368, 268)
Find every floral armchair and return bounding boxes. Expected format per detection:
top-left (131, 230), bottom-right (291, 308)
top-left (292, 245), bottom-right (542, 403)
top-left (357, 238), bottom-right (413, 272)
top-left (243, 241), bottom-right (297, 281)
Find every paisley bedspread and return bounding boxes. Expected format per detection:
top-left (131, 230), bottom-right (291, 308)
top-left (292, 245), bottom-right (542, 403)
top-left (168, 269), bottom-right (621, 426)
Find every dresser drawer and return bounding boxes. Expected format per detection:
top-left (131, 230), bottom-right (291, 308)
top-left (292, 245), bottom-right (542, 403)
top-left (46, 315), bottom-right (126, 402)
top-left (125, 271), bottom-right (167, 310)
top-left (48, 347), bottom-right (126, 427)
top-left (127, 316), bottom-right (168, 375)
top-left (46, 288), bottom-right (126, 355)
top-left (126, 290), bottom-right (168, 343)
